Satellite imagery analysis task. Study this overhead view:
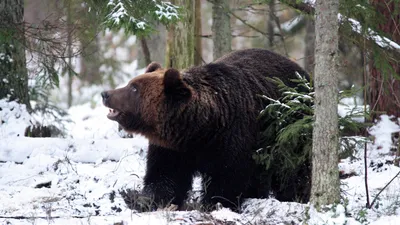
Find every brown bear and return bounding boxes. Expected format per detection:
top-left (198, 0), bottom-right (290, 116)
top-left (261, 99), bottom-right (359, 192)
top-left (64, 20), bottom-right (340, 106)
top-left (101, 48), bottom-right (309, 211)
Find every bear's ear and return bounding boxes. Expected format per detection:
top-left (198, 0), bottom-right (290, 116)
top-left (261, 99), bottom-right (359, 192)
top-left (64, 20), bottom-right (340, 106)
top-left (145, 62), bottom-right (162, 73)
top-left (163, 68), bottom-right (191, 99)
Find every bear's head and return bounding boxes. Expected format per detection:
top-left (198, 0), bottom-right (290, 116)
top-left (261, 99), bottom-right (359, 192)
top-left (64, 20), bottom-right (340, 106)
top-left (101, 62), bottom-right (193, 146)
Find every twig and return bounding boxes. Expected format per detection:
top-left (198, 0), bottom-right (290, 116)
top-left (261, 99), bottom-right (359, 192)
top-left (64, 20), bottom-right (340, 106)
top-left (194, 47), bottom-right (207, 65)
top-left (363, 40), bottom-right (370, 208)
top-left (368, 170), bottom-right (400, 208)
top-left (271, 7), bottom-right (289, 56)
top-left (364, 136), bottom-right (370, 207)
top-left (199, 34), bottom-right (276, 39)
top-left (228, 10), bottom-right (268, 38)
top-left (280, 0), bottom-right (315, 14)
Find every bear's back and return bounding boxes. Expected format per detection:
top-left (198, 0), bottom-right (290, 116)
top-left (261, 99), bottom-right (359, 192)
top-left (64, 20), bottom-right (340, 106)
top-left (215, 48), bottom-right (308, 84)
top-left (185, 48), bottom-right (308, 101)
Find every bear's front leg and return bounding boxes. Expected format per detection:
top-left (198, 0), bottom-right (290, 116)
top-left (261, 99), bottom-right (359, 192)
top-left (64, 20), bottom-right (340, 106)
top-left (122, 144), bottom-right (195, 212)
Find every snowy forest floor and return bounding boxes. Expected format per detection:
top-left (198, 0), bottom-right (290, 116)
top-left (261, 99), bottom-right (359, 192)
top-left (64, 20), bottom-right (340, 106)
top-left (1, 96), bottom-right (400, 225)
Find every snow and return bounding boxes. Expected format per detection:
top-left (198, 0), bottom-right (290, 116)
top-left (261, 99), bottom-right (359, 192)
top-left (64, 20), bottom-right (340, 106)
top-left (0, 99), bottom-right (31, 138)
top-left (337, 14), bottom-right (400, 51)
top-left (106, 0), bottom-right (179, 31)
top-left (281, 15), bottom-right (304, 32)
top-left (1, 89), bottom-right (400, 224)
top-left (369, 115), bottom-right (400, 155)
top-left (106, 0), bottom-right (147, 29)
top-left (155, 1), bottom-right (179, 21)
top-left (261, 95), bottom-right (291, 109)
top-left (338, 97), bottom-right (366, 123)
top-left (301, 0), bottom-right (400, 51)
top-left (304, 0), bottom-right (316, 5)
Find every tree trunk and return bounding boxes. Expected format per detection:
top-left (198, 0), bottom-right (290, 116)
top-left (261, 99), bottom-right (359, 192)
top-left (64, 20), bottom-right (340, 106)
top-left (266, 0), bottom-right (275, 49)
top-left (304, 19), bottom-right (315, 74)
top-left (311, 0), bottom-right (340, 208)
top-left (0, 0), bottom-right (31, 111)
top-left (194, 0), bottom-right (202, 66)
top-left (137, 24), bottom-right (166, 68)
top-left (140, 38), bottom-right (151, 66)
top-left (66, 0), bottom-right (73, 108)
top-left (80, 36), bottom-right (101, 85)
top-left (211, 0), bottom-right (231, 60)
top-left (369, 0), bottom-right (400, 120)
top-left (78, 3), bottom-right (101, 86)
top-left (166, 0), bottom-right (195, 70)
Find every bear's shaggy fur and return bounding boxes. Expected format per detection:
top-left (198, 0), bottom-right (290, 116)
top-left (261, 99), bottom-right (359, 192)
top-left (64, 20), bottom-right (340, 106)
top-left (102, 49), bottom-right (309, 211)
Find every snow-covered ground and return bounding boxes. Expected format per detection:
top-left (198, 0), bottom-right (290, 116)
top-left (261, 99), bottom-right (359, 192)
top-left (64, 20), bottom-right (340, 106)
top-left (1, 95), bottom-right (400, 224)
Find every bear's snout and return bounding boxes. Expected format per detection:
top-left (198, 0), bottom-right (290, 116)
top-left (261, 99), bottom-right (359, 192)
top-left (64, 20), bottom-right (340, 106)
top-left (101, 91), bottom-right (109, 100)
top-left (101, 91), bottom-right (110, 105)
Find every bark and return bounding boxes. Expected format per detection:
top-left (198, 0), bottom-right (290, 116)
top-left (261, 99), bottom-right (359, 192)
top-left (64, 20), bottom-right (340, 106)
top-left (369, 0), bottom-right (400, 120)
top-left (80, 36), bottom-right (101, 84)
top-left (211, 0), bottom-right (231, 60)
top-left (137, 24), bottom-right (166, 68)
top-left (67, 0), bottom-right (73, 108)
top-left (166, 0), bottom-right (195, 69)
top-left (194, 0), bottom-right (202, 66)
top-left (304, 19), bottom-right (315, 74)
top-left (0, 0), bottom-right (31, 111)
top-left (140, 38), bottom-right (151, 66)
top-left (266, 0), bottom-right (275, 49)
top-left (78, 2), bottom-right (101, 85)
top-left (311, 0), bottom-right (340, 208)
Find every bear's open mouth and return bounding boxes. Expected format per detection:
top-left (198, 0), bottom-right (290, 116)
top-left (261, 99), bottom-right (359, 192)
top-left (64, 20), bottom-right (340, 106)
top-left (107, 108), bottom-right (121, 120)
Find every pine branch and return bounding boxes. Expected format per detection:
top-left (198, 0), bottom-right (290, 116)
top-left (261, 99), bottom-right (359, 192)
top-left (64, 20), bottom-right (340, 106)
top-left (280, 0), bottom-right (400, 61)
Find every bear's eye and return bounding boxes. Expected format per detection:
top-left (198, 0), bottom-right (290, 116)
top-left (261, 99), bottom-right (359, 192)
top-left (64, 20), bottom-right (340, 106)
top-left (131, 84), bottom-right (137, 92)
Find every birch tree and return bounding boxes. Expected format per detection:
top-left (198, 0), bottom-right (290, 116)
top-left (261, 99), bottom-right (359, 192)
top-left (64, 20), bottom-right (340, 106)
top-left (311, 0), bottom-right (340, 208)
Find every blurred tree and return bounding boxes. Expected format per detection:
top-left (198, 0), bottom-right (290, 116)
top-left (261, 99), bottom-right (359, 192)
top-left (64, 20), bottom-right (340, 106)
top-left (194, 0), bottom-right (203, 65)
top-left (266, 0), bottom-right (275, 49)
top-left (311, 0), bottom-right (340, 208)
top-left (137, 24), bottom-right (167, 69)
top-left (77, 2), bottom-right (102, 85)
top-left (369, 0), bottom-right (400, 120)
top-left (66, 0), bottom-right (73, 108)
top-left (303, 18), bottom-right (315, 74)
top-left (88, 0), bottom-right (179, 36)
top-left (166, 0), bottom-right (194, 69)
top-left (0, 0), bottom-right (31, 111)
top-left (87, 0), bottom-right (180, 69)
top-left (280, 0), bottom-right (400, 97)
top-left (210, 0), bottom-right (231, 59)
top-left (140, 38), bottom-right (152, 66)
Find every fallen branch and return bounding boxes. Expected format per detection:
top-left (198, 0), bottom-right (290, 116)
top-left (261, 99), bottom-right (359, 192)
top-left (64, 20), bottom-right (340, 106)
top-left (368, 170), bottom-right (400, 209)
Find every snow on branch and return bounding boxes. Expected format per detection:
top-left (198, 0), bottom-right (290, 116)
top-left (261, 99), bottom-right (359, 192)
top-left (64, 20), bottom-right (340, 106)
top-left (104, 0), bottom-right (179, 34)
top-left (107, 0), bottom-right (147, 30)
top-left (338, 14), bottom-right (400, 51)
top-left (283, 0), bottom-right (400, 53)
top-left (261, 95), bottom-right (291, 109)
top-left (155, 1), bottom-right (179, 21)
